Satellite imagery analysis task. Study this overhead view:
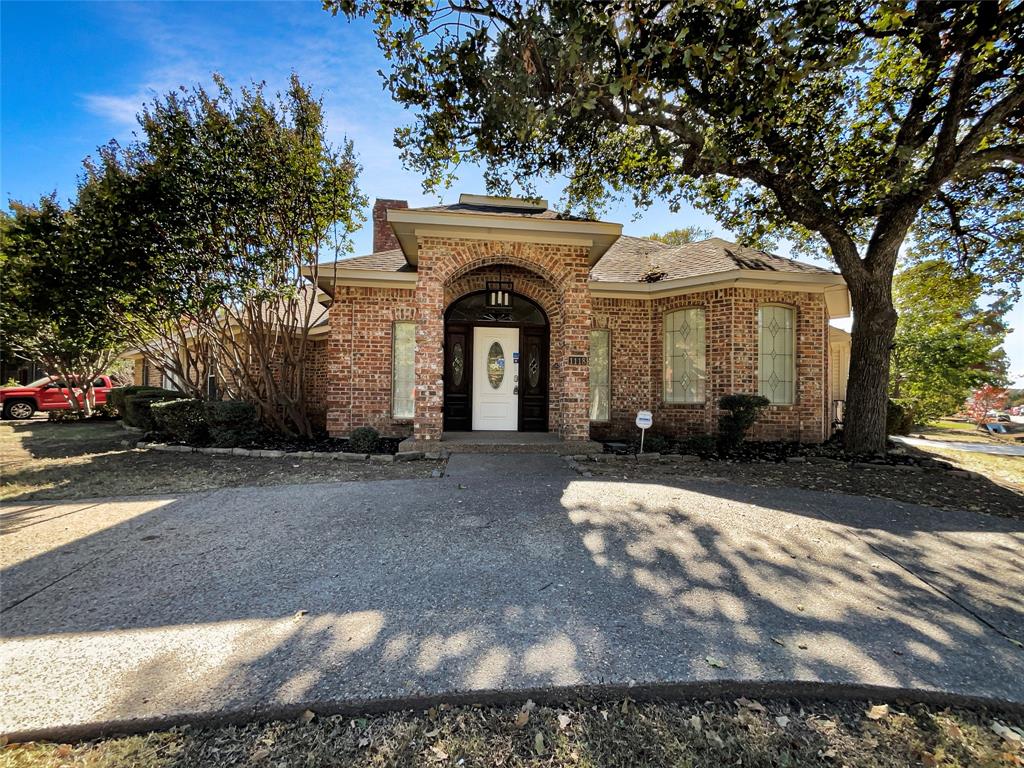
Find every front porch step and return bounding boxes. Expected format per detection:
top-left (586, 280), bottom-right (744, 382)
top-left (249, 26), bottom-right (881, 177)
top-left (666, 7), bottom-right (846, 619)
top-left (398, 432), bottom-right (602, 455)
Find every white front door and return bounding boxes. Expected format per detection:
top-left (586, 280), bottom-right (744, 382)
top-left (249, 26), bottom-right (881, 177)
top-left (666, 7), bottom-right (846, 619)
top-left (472, 327), bottom-right (518, 430)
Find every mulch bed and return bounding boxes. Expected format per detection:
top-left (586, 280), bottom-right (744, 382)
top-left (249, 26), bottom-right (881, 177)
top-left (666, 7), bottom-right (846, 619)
top-left (585, 450), bottom-right (1024, 520)
top-left (6, 697), bottom-right (1021, 767)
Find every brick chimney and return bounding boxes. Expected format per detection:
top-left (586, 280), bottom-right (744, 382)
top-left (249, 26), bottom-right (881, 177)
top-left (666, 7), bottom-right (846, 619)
top-left (372, 198), bottom-right (408, 252)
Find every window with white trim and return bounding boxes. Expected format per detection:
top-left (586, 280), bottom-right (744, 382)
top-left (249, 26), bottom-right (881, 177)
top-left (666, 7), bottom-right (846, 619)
top-left (758, 305), bottom-right (796, 404)
top-left (589, 329), bottom-right (610, 421)
top-left (392, 322), bottom-right (416, 418)
top-left (663, 308), bottom-right (706, 403)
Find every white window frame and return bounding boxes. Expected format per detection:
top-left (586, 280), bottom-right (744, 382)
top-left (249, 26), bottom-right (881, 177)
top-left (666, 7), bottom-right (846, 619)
top-left (662, 307), bottom-right (706, 404)
top-left (589, 329), bottom-right (611, 422)
top-left (758, 305), bottom-right (796, 405)
top-left (392, 321), bottom-right (416, 419)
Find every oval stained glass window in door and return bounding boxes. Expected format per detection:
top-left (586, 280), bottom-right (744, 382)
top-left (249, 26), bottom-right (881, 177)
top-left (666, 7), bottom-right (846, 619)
top-left (451, 342), bottom-right (464, 387)
top-left (487, 342), bottom-right (505, 389)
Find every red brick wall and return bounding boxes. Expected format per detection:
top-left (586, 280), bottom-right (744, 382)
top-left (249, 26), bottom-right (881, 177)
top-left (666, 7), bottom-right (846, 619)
top-left (590, 287), bottom-right (829, 443)
top-left (325, 285), bottom-right (417, 437)
top-left (302, 337), bottom-right (329, 431)
top-left (413, 236), bottom-right (592, 441)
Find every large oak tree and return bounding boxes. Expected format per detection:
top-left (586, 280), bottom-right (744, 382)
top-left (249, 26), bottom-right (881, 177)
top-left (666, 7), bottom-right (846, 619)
top-left (330, 0), bottom-right (1023, 453)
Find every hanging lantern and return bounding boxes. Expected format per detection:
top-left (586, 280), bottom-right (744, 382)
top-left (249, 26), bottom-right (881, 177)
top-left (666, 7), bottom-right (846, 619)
top-left (485, 267), bottom-right (514, 308)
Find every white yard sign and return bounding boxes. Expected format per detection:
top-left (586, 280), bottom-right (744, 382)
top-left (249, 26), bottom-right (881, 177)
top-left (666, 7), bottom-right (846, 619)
top-left (635, 410), bottom-right (653, 453)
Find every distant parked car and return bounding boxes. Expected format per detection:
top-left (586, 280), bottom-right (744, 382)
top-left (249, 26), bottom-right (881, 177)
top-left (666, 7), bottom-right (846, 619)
top-left (0, 375), bottom-right (115, 419)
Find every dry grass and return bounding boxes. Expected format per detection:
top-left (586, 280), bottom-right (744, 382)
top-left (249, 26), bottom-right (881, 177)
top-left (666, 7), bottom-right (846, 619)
top-left (0, 419), bottom-right (441, 502)
top-left (921, 445), bottom-right (1024, 490)
top-left (3, 698), bottom-right (1021, 768)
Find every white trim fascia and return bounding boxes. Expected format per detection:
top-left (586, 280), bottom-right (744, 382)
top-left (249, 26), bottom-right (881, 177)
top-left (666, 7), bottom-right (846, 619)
top-left (387, 207), bottom-right (622, 267)
top-left (458, 193), bottom-right (548, 210)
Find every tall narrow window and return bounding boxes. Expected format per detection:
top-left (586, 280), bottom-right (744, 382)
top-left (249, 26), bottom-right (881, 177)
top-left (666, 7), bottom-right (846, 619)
top-left (663, 308), bottom-right (706, 403)
top-left (589, 329), bottom-right (610, 421)
top-left (392, 322), bottom-right (416, 418)
top-left (759, 306), bottom-right (795, 404)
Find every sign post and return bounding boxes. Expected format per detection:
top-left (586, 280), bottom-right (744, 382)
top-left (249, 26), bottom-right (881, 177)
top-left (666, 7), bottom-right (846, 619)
top-left (635, 410), bottom-right (653, 454)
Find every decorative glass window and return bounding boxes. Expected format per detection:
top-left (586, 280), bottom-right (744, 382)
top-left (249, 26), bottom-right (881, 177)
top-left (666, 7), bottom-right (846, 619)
top-left (589, 330), bottom-right (610, 421)
top-left (392, 322), bottom-right (416, 418)
top-left (758, 305), bottom-right (796, 404)
top-left (486, 342), bottom-right (506, 389)
top-left (663, 308), bottom-right (706, 403)
top-left (451, 341), bottom-right (465, 387)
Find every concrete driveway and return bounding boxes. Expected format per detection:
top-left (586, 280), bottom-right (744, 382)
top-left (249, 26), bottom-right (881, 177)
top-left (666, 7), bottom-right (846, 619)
top-left (2, 454), bottom-right (1023, 739)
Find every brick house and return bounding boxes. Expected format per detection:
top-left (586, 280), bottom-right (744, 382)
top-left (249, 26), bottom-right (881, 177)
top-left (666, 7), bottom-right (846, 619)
top-left (302, 194), bottom-right (850, 447)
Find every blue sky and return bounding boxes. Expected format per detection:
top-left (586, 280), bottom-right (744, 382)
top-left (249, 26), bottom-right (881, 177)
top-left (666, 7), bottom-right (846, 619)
top-left (2, 1), bottom-right (1019, 385)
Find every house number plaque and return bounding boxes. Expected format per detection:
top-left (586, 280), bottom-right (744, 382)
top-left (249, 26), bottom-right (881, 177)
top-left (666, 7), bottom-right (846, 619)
top-left (568, 355), bottom-right (588, 366)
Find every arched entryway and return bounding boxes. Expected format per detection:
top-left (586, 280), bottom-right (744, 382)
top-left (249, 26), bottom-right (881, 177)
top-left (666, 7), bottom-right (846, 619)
top-left (443, 291), bottom-right (549, 432)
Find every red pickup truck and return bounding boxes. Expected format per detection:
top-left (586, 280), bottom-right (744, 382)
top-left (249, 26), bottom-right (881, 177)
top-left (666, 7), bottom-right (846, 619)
top-left (0, 375), bottom-right (115, 419)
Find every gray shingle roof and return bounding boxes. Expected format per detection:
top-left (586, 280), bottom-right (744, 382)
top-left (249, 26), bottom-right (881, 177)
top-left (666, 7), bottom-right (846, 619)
top-left (331, 236), bottom-right (836, 282)
top-left (590, 236), bottom-right (836, 282)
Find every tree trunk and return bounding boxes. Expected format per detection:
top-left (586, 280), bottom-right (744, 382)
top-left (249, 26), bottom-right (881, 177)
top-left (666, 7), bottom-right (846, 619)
top-left (843, 274), bottom-right (899, 455)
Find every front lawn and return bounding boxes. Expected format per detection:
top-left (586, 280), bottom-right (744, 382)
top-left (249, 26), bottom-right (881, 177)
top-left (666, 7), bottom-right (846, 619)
top-left (0, 419), bottom-right (442, 501)
top-left (3, 698), bottom-right (1021, 768)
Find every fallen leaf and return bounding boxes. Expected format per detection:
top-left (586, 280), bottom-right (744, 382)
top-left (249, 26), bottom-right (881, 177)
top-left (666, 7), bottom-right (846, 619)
top-left (775, 716), bottom-right (790, 728)
top-left (534, 732), bottom-right (546, 755)
top-left (251, 747), bottom-right (271, 760)
top-left (514, 709), bottom-right (530, 729)
top-left (707, 730), bottom-right (724, 747)
top-left (557, 713), bottom-right (572, 730)
top-left (797, 643), bottom-right (808, 650)
top-left (689, 715), bottom-right (702, 732)
top-left (736, 697), bottom-right (766, 713)
top-left (430, 744), bottom-right (449, 760)
top-left (299, 709), bottom-right (315, 724)
top-left (943, 722), bottom-right (963, 741)
top-left (865, 704), bottom-right (889, 720)
top-left (424, 728), bottom-right (441, 738)
top-left (294, 609), bottom-right (308, 619)
top-left (705, 656), bottom-right (727, 669)
top-left (991, 720), bottom-right (1024, 744)
top-left (797, 604), bottom-right (805, 611)
top-left (921, 752), bottom-right (938, 767)
top-left (771, 636), bottom-right (785, 646)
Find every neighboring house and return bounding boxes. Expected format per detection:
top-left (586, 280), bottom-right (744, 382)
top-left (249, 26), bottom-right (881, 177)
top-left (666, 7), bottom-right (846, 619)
top-left (307, 194), bottom-right (850, 445)
top-left (0, 350), bottom-right (47, 386)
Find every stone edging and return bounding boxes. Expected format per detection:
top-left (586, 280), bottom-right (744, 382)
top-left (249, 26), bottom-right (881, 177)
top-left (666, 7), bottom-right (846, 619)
top-left (562, 453), bottom-right (985, 480)
top-left (136, 442), bottom-right (442, 463)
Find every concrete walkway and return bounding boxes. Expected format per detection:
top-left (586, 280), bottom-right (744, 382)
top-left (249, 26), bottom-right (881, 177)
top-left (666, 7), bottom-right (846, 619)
top-left (2, 454), bottom-right (1023, 739)
top-left (892, 434), bottom-right (1024, 456)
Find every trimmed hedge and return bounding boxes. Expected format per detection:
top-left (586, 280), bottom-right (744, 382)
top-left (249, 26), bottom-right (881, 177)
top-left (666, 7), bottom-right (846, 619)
top-left (717, 393), bottom-right (771, 454)
top-left (151, 398), bottom-right (208, 444)
top-left (204, 400), bottom-right (258, 447)
top-left (108, 385), bottom-right (167, 416)
top-left (348, 426), bottom-right (379, 454)
top-left (123, 390), bottom-right (188, 431)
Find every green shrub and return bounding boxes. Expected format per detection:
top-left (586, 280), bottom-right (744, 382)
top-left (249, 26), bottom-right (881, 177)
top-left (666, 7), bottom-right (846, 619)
top-left (639, 432), bottom-right (671, 454)
top-left (887, 399), bottom-right (915, 436)
top-left (348, 426), bottom-right (380, 454)
top-left (677, 434), bottom-right (718, 458)
top-left (717, 394), bottom-right (771, 454)
top-left (151, 398), bottom-right (208, 444)
top-left (123, 391), bottom-right (188, 431)
top-left (47, 409), bottom-right (87, 423)
top-left (108, 385), bottom-right (164, 416)
top-left (204, 400), bottom-right (258, 447)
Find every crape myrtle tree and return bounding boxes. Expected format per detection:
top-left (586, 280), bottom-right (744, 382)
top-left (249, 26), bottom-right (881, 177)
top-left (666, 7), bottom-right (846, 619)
top-left (1, 197), bottom-right (135, 415)
top-left (96, 75), bottom-right (366, 437)
top-left (329, 0), bottom-right (1024, 454)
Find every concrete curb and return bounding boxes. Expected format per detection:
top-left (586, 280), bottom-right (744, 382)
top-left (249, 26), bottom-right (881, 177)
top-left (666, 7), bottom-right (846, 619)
top-left (135, 442), bottom-right (420, 462)
top-left (5, 678), bottom-right (1021, 744)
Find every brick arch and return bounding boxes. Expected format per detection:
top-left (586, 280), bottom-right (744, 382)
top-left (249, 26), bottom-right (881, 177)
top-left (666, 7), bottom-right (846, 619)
top-left (432, 240), bottom-right (571, 293)
top-left (443, 265), bottom-right (563, 327)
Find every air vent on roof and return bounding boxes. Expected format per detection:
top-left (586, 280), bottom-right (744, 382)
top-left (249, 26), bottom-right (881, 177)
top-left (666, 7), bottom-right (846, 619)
top-left (458, 193), bottom-right (548, 211)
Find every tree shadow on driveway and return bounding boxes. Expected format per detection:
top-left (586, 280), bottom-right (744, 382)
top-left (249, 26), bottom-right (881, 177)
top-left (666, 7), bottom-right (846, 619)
top-left (2, 459), bottom-right (1022, 738)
